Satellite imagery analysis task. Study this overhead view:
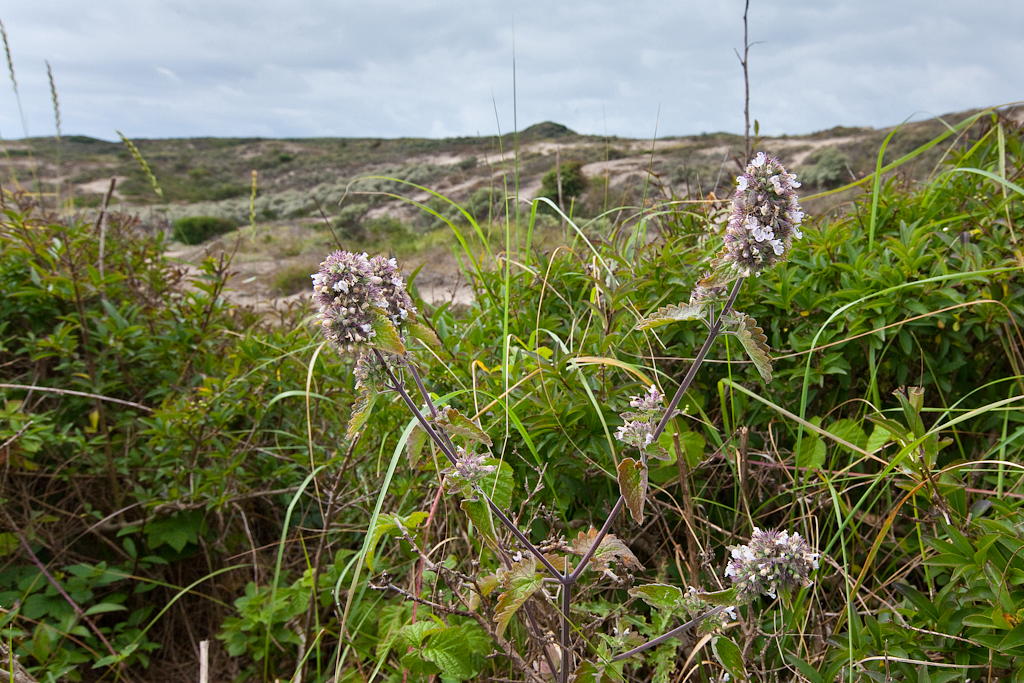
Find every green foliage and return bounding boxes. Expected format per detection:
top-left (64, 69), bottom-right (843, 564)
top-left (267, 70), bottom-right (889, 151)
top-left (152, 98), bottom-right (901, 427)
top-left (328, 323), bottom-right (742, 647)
top-left (171, 214), bottom-right (237, 244)
top-left (540, 159), bottom-right (589, 205)
top-left (799, 145), bottom-right (850, 187)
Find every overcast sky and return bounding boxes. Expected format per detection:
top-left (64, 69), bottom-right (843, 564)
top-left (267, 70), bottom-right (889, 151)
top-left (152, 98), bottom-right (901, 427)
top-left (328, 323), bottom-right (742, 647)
top-left (2, 1), bottom-right (1021, 141)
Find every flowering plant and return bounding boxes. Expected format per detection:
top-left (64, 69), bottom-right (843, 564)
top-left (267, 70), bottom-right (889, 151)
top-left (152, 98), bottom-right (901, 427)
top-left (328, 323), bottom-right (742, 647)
top-left (313, 154), bottom-right (821, 682)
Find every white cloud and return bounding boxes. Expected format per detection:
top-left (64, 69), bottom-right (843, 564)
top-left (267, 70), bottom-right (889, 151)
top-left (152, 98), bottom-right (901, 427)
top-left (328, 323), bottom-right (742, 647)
top-left (0, 0), bottom-right (1020, 140)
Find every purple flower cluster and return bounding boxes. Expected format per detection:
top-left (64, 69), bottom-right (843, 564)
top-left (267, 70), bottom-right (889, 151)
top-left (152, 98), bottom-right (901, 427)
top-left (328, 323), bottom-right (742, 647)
top-left (722, 152), bottom-right (805, 276)
top-left (724, 528), bottom-right (819, 600)
top-left (311, 250), bottom-right (414, 353)
top-left (370, 255), bottom-right (416, 326)
top-left (615, 385), bottom-right (664, 451)
top-left (448, 447), bottom-right (497, 486)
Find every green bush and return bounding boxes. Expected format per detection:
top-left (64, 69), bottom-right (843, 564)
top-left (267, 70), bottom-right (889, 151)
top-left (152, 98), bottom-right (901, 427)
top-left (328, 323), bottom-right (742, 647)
top-left (799, 146), bottom-right (850, 187)
top-left (171, 215), bottom-right (237, 244)
top-left (540, 159), bottom-right (588, 207)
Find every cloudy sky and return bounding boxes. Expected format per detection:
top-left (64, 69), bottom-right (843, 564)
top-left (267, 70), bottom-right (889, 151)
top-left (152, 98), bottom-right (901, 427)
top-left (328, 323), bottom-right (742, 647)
top-left (2, 1), bottom-right (1021, 141)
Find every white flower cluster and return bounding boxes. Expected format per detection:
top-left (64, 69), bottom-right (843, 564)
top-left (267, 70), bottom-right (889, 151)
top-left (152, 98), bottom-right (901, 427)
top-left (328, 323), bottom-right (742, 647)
top-left (615, 385), bottom-right (665, 451)
top-left (722, 152), bottom-right (805, 276)
top-left (724, 527), bottom-right (820, 600)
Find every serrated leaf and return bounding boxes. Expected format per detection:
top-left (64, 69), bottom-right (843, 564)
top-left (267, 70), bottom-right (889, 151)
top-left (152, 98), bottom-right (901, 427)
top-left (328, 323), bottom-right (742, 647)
top-left (712, 636), bottom-right (746, 680)
top-left (346, 386), bottom-right (375, 441)
top-left (407, 318), bottom-right (442, 352)
top-left (617, 457), bottom-right (648, 524)
top-left (435, 406), bottom-right (492, 446)
top-left (461, 498), bottom-right (499, 550)
top-left (636, 302), bottom-right (706, 330)
top-left (421, 624), bottom-right (488, 680)
top-left (570, 528), bottom-right (643, 573)
top-left (370, 312), bottom-right (406, 355)
top-left (395, 619), bottom-right (445, 650)
top-left (726, 311), bottom-right (772, 383)
top-left (494, 558), bottom-right (542, 638)
top-left (698, 261), bottom-right (742, 289)
top-left (458, 457), bottom-right (514, 549)
top-left (629, 583), bottom-right (683, 611)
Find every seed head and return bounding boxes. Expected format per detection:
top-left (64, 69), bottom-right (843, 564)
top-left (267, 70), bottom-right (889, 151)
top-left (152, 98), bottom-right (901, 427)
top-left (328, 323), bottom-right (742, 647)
top-left (721, 152), bottom-right (804, 276)
top-left (724, 527), bottom-right (819, 600)
top-left (311, 250), bottom-right (386, 353)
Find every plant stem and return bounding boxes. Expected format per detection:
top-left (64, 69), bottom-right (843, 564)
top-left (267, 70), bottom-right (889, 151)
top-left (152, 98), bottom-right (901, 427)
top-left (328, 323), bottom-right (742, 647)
top-left (568, 278), bottom-right (745, 581)
top-left (374, 351), bottom-right (563, 578)
top-left (560, 580), bottom-right (572, 683)
top-left (610, 605), bottom-right (732, 662)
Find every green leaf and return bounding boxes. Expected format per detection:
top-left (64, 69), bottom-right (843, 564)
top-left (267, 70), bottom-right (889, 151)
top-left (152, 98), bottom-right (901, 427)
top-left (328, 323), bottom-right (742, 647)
top-left (636, 302), bottom-right (706, 330)
top-left (617, 457), bottom-right (648, 524)
top-left (712, 636), bottom-right (746, 680)
top-left (421, 623), bottom-right (491, 680)
top-left (725, 311), bottom-right (772, 383)
top-left (795, 435), bottom-right (826, 469)
top-left (407, 318), bottom-right (442, 352)
top-left (84, 602), bottom-right (127, 616)
top-left (435, 406), bottom-right (492, 447)
top-left (828, 418), bottom-right (867, 452)
top-left (629, 583), bottom-right (683, 611)
top-left (696, 587), bottom-right (739, 606)
top-left (494, 558), bottom-right (542, 638)
top-left (395, 619), bottom-right (445, 649)
top-left (145, 510), bottom-right (202, 552)
top-left (406, 425), bottom-right (427, 467)
top-left (573, 660), bottom-right (625, 682)
top-left (370, 312), bottom-right (406, 355)
top-left (676, 429), bottom-right (706, 468)
top-left (459, 459), bottom-right (514, 549)
top-left (346, 385), bottom-right (375, 441)
top-left (365, 510), bottom-right (429, 570)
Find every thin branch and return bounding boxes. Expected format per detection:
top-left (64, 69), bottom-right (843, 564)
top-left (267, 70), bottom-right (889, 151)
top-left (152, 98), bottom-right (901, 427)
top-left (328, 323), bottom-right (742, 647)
top-left (374, 351), bottom-right (564, 579)
top-left (611, 605), bottom-right (731, 662)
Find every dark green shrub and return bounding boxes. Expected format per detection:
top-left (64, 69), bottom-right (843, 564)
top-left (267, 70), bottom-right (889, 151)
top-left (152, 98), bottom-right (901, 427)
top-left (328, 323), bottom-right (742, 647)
top-left (172, 215), bottom-right (237, 244)
top-left (540, 160), bottom-right (588, 207)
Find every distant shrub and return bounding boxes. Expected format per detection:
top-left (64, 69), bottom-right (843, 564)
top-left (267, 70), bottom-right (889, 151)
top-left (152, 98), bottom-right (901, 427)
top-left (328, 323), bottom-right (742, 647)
top-left (540, 160), bottom-right (588, 207)
top-left (365, 216), bottom-right (411, 243)
top-left (800, 146), bottom-right (850, 187)
top-left (457, 156), bottom-right (478, 171)
top-left (172, 215), bottom-right (237, 244)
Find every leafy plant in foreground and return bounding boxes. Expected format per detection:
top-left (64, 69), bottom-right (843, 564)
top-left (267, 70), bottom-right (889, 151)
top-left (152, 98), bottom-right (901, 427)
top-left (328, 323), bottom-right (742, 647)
top-left (311, 152), bottom-right (822, 681)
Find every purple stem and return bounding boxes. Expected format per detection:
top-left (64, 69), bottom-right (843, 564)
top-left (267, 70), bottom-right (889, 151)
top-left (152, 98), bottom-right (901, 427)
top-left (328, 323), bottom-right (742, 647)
top-left (568, 278), bottom-right (745, 582)
top-left (374, 351), bottom-right (563, 578)
top-left (610, 605), bottom-right (732, 662)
